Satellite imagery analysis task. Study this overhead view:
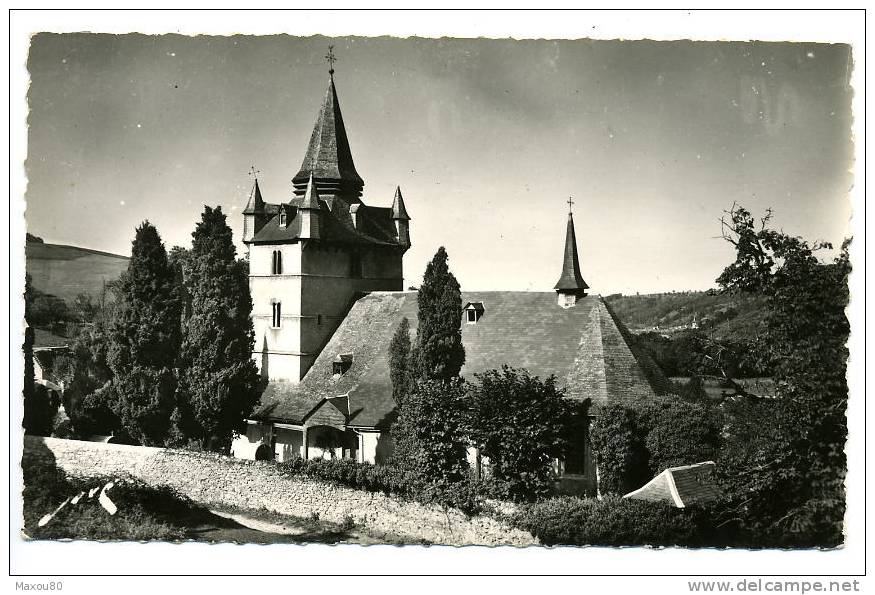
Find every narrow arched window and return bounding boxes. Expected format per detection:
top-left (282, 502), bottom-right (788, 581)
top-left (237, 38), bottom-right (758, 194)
top-left (271, 301), bottom-right (282, 328)
top-left (271, 250), bottom-right (282, 275)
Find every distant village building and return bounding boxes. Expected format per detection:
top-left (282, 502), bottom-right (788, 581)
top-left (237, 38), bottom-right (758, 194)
top-left (232, 59), bottom-right (670, 488)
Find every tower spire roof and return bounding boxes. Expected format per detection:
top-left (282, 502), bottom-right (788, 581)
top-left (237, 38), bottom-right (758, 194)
top-left (243, 177), bottom-right (265, 214)
top-left (554, 211), bottom-right (589, 293)
top-left (391, 186), bottom-right (410, 220)
top-left (292, 61), bottom-right (364, 199)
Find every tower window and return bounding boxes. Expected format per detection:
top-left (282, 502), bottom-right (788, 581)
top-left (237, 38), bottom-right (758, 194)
top-left (271, 302), bottom-right (282, 328)
top-left (272, 250), bottom-right (283, 275)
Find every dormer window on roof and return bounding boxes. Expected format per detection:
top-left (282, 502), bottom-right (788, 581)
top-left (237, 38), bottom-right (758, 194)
top-left (464, 302), bottom-right (485, 324)
top-left (332, 353), bottom-right (353, 376)
top-left (278, 208), bottom-right (288, 228)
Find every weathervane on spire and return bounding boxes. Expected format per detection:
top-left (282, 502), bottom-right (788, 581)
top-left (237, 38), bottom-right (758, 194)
top-left (325, 45), bottom-right (337, 77)
top-left (567, 196), bottom-right (575, 214)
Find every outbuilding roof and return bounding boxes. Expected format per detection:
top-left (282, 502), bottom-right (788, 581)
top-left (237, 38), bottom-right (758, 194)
top-left (623, 461), bottom-right (722, 507)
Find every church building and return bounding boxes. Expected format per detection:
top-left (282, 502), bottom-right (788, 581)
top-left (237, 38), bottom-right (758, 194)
top-left (232, 58), bottom-right (669, 492)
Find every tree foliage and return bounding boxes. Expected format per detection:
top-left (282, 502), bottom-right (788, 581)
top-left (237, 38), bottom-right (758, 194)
top-left (466, 366), bottom-right (574, 501)
top-left (177, 206), bottom-right (260, 452)
top-left (24, 273), bottom-right (71, 335)
top-left (590, 397), bottom-right (720, 495)
top-left (391, 378), bottom-right (470, 486)
top-left (715, 204), bottom-right (849, 547)
top-left (388, 317), bottom-right (412, 406)
top-left (413, 247), bottom-right (465, 381)
top-left (107, 222), bottom-right (180, 446)
top-left (54, 285), bottom-right (123, 438)
top-left (391, 248), bottom-right (469, 484)
top-left (589, 403), bottom-right (648, 495)
top-left (639, 399), bottom-right (720, 476)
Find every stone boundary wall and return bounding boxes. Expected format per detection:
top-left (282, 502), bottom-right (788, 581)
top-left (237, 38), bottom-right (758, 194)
top-left (23, 437), bottom-right (536, 547)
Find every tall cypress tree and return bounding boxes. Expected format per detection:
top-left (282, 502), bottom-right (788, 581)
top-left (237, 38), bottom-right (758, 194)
top-left (178, 206), bottom-right (260, 452)
top-left (388, 317), bottom-right (412, 406)
top-left (391, 248), bottom-right (469, 483)
top-left (415, 247), bottom-right (465, 381)
top-left (108, 222), bottom-right (180, 445)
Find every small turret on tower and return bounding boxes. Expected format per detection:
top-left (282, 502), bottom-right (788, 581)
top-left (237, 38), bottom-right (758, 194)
top-left (391, 186), bottom-right (411, 250)
top-left (242, 175), bottom-right (268, 252)
top-left (554, 199), bottom-right (589, 308)
top-left (299, 173), bottom-right (321, 240)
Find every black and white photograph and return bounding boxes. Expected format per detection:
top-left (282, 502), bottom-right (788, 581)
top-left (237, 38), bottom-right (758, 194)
top-left (8, 7), bottom-right (866, 587)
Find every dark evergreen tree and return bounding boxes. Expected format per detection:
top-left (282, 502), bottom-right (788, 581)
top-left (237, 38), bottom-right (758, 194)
top-left (108, 222), bottom-right (180, 446)
top-left (178, 206), bottom-right (260, 452)
top-left (414, 247), bottom-right (465, 381)
top-left (391, 248), bottom-right (469, 482)
top-left (388, 317), bottom-right (412, 406)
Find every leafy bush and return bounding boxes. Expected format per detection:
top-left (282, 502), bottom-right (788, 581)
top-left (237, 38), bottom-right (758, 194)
top-left (277, 456), bottom-right (481, 515)
top-left (638, 398), bottom-right (720, 476)
top-left (589, 404), bottom-right (648, 495)
top-left (511, 496), bottom-right (713, 547)
top-left (590, 397), bottom-right (720, 495)
top-left (466, 366), bottom-right (576, 502)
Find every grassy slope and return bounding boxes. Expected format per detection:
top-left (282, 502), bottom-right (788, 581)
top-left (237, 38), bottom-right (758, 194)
top-left (25, 240), bottom-right (128, 304)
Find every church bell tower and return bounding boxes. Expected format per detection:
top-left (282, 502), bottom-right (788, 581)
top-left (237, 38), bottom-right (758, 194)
top-left (242, 48), bottom-right (412, 383)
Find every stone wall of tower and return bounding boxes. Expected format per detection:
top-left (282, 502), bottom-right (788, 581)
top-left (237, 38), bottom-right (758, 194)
top-left (298, 243), bottom-right (403, 377)
top-left (249, 241), bottom-right (404, 383)
top-left (249, 242), bottom-right (305, 382)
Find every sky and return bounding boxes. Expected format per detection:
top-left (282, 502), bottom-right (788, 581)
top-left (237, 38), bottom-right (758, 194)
top-left (24, 34), bottom-right (854, 295)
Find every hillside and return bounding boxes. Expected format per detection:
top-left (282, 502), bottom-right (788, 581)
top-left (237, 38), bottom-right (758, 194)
top-left (25, 234), bottom-right (129, 303)
top-left (604, 290), bottom-right (767, 342)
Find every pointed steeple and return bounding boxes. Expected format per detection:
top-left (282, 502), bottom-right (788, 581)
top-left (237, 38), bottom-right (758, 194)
top-left (554, 211), bottom-right (589, 298)
top-left (292, 74), bottom-right (364, 200)
top-left (243, 178), bottom-right (265, 214)
top-left (391, 186), bottom-right (410, 221)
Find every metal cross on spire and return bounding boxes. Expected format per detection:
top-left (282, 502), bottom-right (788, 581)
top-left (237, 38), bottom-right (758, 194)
top-left (325, 45), bottom-right (337, 77)
top-left (567, 196), bottom-right (575, 214)
top-left (248, 165), bottom-right (260, 179)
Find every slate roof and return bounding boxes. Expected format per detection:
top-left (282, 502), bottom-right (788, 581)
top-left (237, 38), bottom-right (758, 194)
top-left (291, 76), bottom-right (364, 197)
top-left (249, 197), bottom-right (402, 247)
top-left (624, 461), bottom-right (722, 507)
top-left (242, 179), bottom-right (265, 215)
top-left (252, 291), bottom-right (670, 429)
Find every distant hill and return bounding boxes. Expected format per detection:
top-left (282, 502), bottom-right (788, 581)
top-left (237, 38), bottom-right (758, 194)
top-left (25, 234), bottom-right (129, 303)
top-left (604, 290), bottom-right (767, 342)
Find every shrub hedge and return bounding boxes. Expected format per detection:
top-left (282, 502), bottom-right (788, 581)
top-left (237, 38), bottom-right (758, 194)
top-left (511, 496), bottom-right (718, 547)
top-left (277, 457), bottom-right (481, 515)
